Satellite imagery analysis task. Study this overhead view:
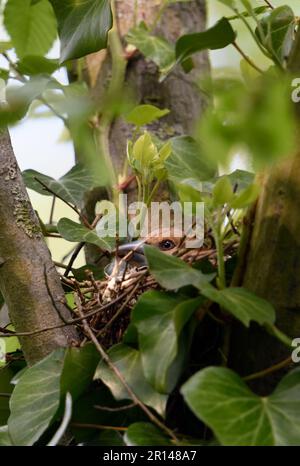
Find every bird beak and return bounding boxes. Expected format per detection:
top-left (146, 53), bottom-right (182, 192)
top-left (116, 239), bottom-right (147, 264)
top-left (117, 239), bottom-right (145, 255)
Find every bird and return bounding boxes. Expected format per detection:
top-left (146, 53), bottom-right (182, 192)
top-left (104, 227), bottom-right (214, 278)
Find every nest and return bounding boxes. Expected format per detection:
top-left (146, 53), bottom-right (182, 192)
top-left (61, 240), bottom-right (238, 349)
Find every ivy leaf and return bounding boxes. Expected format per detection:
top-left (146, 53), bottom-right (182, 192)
top-left (131, 291), bottom-right (202, 393)
top-left (212, 176), bottom-right (234, 206)
top-left (8, 345), bottom-right (101, 446)
top-left (57, 218), bottom-right (114, 252)
top-left (0, 426), bottom-right (13, 446)
top-left (231, 184), bottom-right (260, 209)
top-left (71, 264), bottom-right (105, 281)
top-left (124, 422), bottom-right (172, 446)
top-left (61, 344), bottom-right (100, 401)
top-left (17, 56), bottom-right (59, 76)
top-left (144, 245), bottom-right (216, 291)
top-left (49, 0), bottom-right (112, 63)
top-left (0, 76), bottom-right (51, 127)
top-left (181, 367), bottom-right (300, 446)
top-left (8, 348), bottom-right (65, 446)
top-left (176, 17), bottom-right (236, 62)
top-left (166, 136), bottom-right (215, 184)
top-left (126, 22), bottom-right (175, 75)
top-left (4, 0), bottom-right (57, 59)
top-left (23, 163), bottom-right (99, 206)
top-left (95, 344), bottom-right (167, 417)
top-left (125, 104), bottom-right (170, 127)
top-left (227, 169), bottom-right (255, 191)
top-left (201, 285), bottom-right (276, 327)
top-left (256, 6), bottom-right (295, 63)
top-left (226, 6), bottom-right (269, 21)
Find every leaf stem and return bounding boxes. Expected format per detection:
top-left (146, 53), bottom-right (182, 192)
top-left (244, 356), bottom-right (293, 382)
top-left (266, 324), bottom-right (293, 348)
top-left (75, 296), bottom-right (179, 443)
top-left (233, 41), bottom-right (263, 74)
top-left (96, 0), bottom-right (127, 204)
top-left (232, 9), bottom-right (273, 59)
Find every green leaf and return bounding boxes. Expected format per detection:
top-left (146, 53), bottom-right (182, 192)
top-left (0, 426), bottom-right (13, 446)
top-left (61, 344), bottom-right (100, 401)
top-left (23, 163), bottom-right (98, 206)
top-left (71, 264), bottom-right (105, 281)
top-left (95, 344), bottom-right (167, 417)
top-left (57, 218), bottom-right (114, 252)
top-left (181, 367), bottom-right (300, 446)
top-left (201, 285), bottom-right (276, 327)
top-left (231, 184), bottom-right (260, 209)
top-left (126, 22), bottom-right (175, 75)
top-left (166, 136), bottom-right (215, 184)
top-left (212, 176), bottom-right (234, 206)
top-left (0, 41), bottom-right (13, 53)
top-left (49, 0), bottom-right (112, 63)
top-left (3, 325), bottom-right (20, 354)
top-left (17, 56), bottom-right (59, 76)
top-left (227, 170), bottom-right (255, 191)
top-left (8, 344), bottom-right (100, 445)
top-left (176, 17), bottom-right (236, 62)
top-left (8, 348), bottom-right (65, 446)
top-left (256, 5), bottom-right (295, 63)
top-left (144, 245), bottom-right (215, 291)
top-left (227, 6), bottom-right (269, 21)
top-left (125, 104), bottom-right (170, 127)
top-left (0, 76), bottom-right (51, 127)
top-left (124, 422), bottom-right (172, 446)
top-left (199, 76), bottom-right (296, 169)
top-left (4, 0), bottom-right (57, 59)
top-left (131, 291), bottom-right (202, 393)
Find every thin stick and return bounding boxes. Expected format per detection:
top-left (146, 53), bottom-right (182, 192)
top-left (244, 356), bottom-right (293, 382)
top-left (64, 242), bottom-right (85, 277)
top-left (233, 42), bottom-right (263, 74)
top-left (34, 177), bottom-right (90, 229)
top-left (75, 296), bottom-right (178, 443)
top-left (71, 423), bottom-right (127, 432)
top-left (263, 0), bottom-right (274, 9)
top-left (94, 402), bottom-right (137, 412)
top-left (49, 196), bottom-right (56, 224)
top-left (0, 289), bottom-right (133, 338)
top-left (96, 278), bottom-right (145, 337)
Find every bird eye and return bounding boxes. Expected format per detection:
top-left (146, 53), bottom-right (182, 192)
top-left (158, 239), bottom-right (176, 251)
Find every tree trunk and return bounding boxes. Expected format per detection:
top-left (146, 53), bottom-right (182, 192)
top-left (83, 0), bottom-right (209, 264)
top-left (0, 129), bottom-right (79, 365)
top-left (229, 30), bottom-right (300, 393)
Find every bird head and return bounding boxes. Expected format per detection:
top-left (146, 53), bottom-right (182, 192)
top-left (117, 227), bottom-right (185, 258)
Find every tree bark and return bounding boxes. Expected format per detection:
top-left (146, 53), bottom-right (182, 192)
top-left (83, 0), bottom-right (209, 263)
top-left (0, 129), bottom-right (79, 365)
top-left (229, 29), bottom-right (300, 393)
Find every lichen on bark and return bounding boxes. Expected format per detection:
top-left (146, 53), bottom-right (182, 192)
top-left (0, 129), bottom-right (79, 365)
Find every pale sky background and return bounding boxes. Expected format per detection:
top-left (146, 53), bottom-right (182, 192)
top-left (2, 0), bottom-right (300, 265)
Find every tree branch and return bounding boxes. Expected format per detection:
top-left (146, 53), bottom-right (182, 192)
top-left (0, 129), bottom-right (79, 364)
